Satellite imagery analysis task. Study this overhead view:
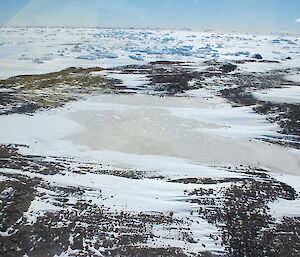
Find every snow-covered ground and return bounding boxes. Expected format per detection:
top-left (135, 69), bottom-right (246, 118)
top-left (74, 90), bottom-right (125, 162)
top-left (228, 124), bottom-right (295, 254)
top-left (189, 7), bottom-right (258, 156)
top-left (0, 27), bottom-right (299, 256)
top-left (253, 86), bottom-right (300, 104)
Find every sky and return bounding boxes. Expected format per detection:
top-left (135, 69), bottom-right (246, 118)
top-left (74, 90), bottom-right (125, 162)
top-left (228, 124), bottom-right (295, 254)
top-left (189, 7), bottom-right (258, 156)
top-left (0, 0), bottom-right (299, 33)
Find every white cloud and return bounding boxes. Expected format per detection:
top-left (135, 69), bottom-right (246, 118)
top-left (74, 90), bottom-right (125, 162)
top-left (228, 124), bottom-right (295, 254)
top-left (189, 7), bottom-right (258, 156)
top-left (295, 18), bottom-right (300, 23)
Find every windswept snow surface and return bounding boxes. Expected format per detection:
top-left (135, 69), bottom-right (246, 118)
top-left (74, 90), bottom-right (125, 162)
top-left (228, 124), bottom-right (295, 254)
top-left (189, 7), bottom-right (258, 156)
top-left (253, 86), bottom-right (300, 104)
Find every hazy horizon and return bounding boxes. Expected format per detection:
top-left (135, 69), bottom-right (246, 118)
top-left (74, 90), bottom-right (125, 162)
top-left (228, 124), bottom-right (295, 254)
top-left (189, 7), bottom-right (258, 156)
top-left (1, 0), bottom-right (300, 33)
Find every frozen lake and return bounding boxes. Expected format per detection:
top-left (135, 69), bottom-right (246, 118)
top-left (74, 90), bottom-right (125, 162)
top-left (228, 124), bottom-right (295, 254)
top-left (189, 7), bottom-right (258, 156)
top-left (0, 93), bottom-right (299, 175)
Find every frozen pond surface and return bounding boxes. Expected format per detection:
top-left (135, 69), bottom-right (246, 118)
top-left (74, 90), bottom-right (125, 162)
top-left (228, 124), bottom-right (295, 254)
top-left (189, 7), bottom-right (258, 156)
top-left (0, 93), bottom-right (299, 175)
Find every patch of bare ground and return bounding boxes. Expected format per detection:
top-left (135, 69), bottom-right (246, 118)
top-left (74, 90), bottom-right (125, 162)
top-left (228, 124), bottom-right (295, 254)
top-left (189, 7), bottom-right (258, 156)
top-left (0, 67), bottom-right (119, 115)
top-left (0, 191), bottom-right (191, 257)
top-left (0, 145), bottom-right (206, 257)
top-left (184, 166), bottom-right (299, 257)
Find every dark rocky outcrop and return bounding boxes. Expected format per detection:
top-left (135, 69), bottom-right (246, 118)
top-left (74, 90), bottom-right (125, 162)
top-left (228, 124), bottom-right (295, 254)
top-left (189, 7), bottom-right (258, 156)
top-left (252, 54), bottom-right (263, 59)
